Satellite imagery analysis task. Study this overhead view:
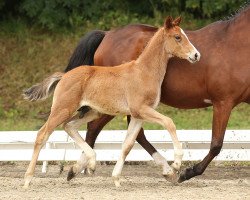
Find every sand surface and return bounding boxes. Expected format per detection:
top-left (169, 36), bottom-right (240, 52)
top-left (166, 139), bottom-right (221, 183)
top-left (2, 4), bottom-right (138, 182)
top-left (0, 162), bottom-right (249, 200)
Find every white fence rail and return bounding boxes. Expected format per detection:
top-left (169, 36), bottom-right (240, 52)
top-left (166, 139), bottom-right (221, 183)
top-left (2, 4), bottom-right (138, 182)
top-left (0, 130), bottom-right (249, 172)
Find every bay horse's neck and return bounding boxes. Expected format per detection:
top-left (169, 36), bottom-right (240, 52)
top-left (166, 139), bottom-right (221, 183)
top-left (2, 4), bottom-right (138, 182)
top-left (227, 5), bottom-right (250, 31)
top-left (135, 28), bottom-right (170, 81)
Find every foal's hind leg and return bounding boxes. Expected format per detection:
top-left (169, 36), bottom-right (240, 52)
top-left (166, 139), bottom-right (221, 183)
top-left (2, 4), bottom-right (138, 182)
top-left (63, 110), bottom-right (101, 181)
top-left (112, 117), bottom-right (143, 187)
top-left (24, 109), bottom-right (70, 188)
top-left (139, 106), bottom-right (183, 182)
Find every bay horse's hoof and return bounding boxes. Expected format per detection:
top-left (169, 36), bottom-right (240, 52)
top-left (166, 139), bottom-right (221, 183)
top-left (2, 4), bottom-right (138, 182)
top-left (178, 171), bottom-right (187, 183)
top-left (67, 167), bottom-right (76, 181)
top-left (178, 167), bottom-right (194, 183)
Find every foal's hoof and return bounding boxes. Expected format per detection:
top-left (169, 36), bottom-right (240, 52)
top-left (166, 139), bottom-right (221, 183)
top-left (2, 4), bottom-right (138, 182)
top-left (84, 168), bottom-right (95, 176)
top-left (171, 162), bottom-right (181, 173)
top-left (112, 176), bottom-right (121, 187)
top-left (22, 184), bottom-right (29, 189)
top-left (67, 167), bottom-right (76, 181)
top-left (163, 170), bottom-right (179, 184)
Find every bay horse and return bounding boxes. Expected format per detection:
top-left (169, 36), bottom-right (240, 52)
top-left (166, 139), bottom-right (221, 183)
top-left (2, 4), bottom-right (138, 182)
top-left (63, 5), bottom-right (250, 183)
top-left (23, 17), bottom-right (200, 188)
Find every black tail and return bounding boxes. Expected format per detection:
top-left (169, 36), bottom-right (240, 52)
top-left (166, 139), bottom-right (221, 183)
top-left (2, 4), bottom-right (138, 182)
top-left (64, 30), bottom-right (106, 72)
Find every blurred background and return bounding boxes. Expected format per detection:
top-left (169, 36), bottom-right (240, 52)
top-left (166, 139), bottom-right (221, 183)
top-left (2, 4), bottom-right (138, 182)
top-left (0, 0), bottom-right (249, 130)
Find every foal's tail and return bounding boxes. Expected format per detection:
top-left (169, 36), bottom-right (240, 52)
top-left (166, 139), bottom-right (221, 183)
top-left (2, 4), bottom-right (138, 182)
top-left (23, 72), bottom-right (64, 101)
top-left (23, 30), bottom-right (105, 102)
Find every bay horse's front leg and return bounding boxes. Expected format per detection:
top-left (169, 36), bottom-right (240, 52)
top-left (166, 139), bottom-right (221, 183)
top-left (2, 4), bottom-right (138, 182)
top-left (112, 118), bottom-right (143, 187)
top-left (178, 100), bottom-right (233, 183)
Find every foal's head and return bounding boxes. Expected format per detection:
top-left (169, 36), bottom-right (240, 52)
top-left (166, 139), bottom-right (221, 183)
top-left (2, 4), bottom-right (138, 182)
top-left (163, 16), bottom-right (200, 63)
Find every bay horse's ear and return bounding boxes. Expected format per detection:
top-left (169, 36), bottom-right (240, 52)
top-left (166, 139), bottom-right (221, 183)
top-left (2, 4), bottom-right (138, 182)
top-left (173, 16), bottom-right (182, 26)
top-left (164, 16), bottom-right (173, 29)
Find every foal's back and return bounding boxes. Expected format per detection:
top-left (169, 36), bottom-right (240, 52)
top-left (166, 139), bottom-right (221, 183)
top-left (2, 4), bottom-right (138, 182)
top-left (54, 62), bottom-right (137, 115)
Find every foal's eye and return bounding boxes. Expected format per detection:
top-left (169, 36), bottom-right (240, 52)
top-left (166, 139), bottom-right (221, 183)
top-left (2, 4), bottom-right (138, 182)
top-left (174, 35), bottom-right (181, 41)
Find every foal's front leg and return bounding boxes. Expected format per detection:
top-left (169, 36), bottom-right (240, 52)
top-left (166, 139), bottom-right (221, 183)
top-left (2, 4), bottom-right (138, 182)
top-left (112, 117), bottom-right (143, 187)
top-left (140, 106), bottom-right (183, 182)
top-left (63, 110), bottom-right (101, 180)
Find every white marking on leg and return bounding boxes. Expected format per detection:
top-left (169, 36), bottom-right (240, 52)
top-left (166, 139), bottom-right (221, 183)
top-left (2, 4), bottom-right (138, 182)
top-left (152, 152), bottom-right (173, 175)
top-left (171, 144), bottom-right (184, 171)
top-left (204, 99), bottom-right (213, 104)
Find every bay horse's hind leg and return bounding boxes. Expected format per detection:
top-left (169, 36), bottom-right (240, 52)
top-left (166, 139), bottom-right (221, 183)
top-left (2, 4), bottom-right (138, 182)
top-left (112, 117), bottom-right (143, 187)
top-left (127, 116), bottom-right (170, 177)
top-left (178, 100), bottom-right (233, 183)
top-left (63, 110), bottom-right (101, 181)
top-left (24, 109), bottom-right (71, 188)
top-left (137, 106), bottom-right (183, 183)
top-left (86, 114), bottom-right (115, 148)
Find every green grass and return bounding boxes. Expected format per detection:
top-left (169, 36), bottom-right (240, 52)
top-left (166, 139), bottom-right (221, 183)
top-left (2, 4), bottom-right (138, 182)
top-left (0, 103), bottom-right (249, 131)
top-left (0, 18), bottom-right (249, 131)
top-left (90, 103), bottom-right (250, 130)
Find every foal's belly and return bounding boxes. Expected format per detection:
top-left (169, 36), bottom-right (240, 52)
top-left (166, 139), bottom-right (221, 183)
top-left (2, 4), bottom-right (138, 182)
top-left (80, 99), bottom-right (130, 116)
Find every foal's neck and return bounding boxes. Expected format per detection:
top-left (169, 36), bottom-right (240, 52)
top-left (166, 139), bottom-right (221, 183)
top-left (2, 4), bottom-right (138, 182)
top-left (135, 28), bottom-right (170, 80)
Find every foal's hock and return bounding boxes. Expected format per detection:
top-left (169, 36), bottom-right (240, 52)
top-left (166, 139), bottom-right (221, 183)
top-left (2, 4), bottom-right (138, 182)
top-left (23, 16), bottom-right (200, 188)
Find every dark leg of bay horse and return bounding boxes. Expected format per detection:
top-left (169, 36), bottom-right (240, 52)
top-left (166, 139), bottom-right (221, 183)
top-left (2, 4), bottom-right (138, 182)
top-left (86, 114), bottom-right (158, 155)
top-left (85, 114), bottom-right (115, 148)
top-left (178, 101), bottom-right (233, 182)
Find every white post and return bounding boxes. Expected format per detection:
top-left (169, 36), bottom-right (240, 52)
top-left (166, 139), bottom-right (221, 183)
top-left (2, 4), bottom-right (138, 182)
top-left (42, 142), bottom-right (51, 173)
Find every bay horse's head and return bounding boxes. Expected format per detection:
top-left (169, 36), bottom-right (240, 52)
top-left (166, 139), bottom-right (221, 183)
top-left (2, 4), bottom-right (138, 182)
top-left (163, 16), bottom-right (200, 63)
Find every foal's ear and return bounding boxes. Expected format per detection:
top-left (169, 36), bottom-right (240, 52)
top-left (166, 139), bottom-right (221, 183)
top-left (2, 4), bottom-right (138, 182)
top-left (164, 16), bottom-right (173, 29)
top-left (173, 16), bottom-right (182, 26)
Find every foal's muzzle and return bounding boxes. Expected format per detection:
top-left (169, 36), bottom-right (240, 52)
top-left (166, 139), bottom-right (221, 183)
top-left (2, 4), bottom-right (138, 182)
top-left (188, 51), bottom-right (201, 63)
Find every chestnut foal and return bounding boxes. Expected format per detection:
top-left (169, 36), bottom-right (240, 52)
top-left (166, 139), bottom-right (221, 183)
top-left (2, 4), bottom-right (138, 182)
top-left (23, 16), bottom-right (200, 188)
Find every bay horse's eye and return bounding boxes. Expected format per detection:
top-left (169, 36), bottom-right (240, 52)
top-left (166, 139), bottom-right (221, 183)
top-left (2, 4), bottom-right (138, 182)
top-left (174, 35), bottom-right (181, 42)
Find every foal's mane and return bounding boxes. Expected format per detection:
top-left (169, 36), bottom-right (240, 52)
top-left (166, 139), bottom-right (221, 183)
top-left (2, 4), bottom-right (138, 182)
top-left (136, 27), bottom-right (164, 63)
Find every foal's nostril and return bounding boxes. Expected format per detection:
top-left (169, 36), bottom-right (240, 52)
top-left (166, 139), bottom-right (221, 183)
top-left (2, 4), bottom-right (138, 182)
top-left (195, 53), bottom-right (198, 59)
